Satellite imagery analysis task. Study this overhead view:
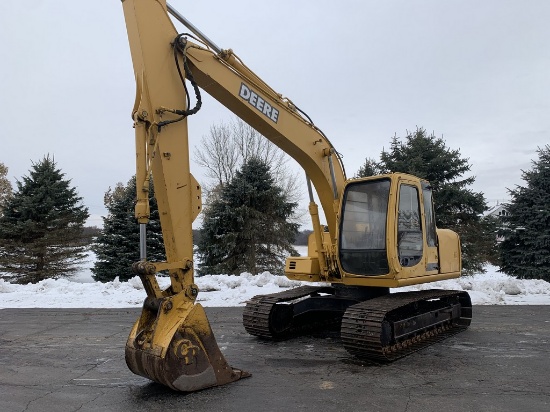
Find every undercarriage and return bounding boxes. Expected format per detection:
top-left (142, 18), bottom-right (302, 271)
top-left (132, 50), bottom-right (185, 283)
top-left (243, 286), bottom-right (472, 361)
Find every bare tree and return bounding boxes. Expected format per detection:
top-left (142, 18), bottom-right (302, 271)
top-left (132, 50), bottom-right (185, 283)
top-left (194, 118), bottom-right (303, 209)
top-left (195, 122), bottom-right (239, 188)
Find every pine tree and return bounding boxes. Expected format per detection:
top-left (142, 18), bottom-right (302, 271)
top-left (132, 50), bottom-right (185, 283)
top-left (91, 176), bottom-right (165, 282)
top-left (358, 128), bottom-right (494, 274)
top-left (197, 157), bottom-right (299, 275)
top-left (0, 162), bottom-right (12, 216)
top-left (0, 156), bottom-right (89, 283)
top-left (355, 157), bottom-right (385, 177)
top-left (499, 146), bottom-right (550, 281)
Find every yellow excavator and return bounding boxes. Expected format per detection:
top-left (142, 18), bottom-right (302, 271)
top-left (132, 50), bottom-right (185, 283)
top-left (121, 0), bottom-right (472, 392)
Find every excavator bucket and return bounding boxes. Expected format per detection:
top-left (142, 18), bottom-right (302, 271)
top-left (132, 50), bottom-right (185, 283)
top-left (126, 297), bottom-right (250, 391)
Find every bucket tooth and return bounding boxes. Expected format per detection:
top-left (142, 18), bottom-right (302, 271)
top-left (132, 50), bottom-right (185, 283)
top-left (126, 301), bottom-right (250, 391)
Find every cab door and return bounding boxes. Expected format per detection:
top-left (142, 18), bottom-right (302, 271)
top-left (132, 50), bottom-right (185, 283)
top-left (420, 182), bottom-right (439, 275)
top-left (395, 179), bottom-right (439, 278)
top-left (395, 182), bottom-right (424, 271)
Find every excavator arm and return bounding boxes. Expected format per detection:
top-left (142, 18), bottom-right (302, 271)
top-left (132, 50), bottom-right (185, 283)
top-left (122, 0), bottom-right (253, 391)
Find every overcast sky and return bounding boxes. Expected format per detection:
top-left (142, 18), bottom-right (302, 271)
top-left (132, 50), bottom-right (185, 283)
top-left (1, 0), bottom-right (548, 228)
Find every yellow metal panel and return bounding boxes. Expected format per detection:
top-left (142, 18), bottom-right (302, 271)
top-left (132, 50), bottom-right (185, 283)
top-left (285, 256), bottom-right (322, 282)
top-left (437, 229), bottom-right (462, 274)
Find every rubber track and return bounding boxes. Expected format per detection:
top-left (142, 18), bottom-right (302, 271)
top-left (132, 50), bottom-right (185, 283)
top-left (242, 285), bottom-right (335, 339)
top-left (341, 289), bottom-right (472, 362)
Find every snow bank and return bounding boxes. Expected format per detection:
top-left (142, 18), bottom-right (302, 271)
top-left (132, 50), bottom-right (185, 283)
top-left (0, 272), bottom-right (302, 309)
top-left (0, 263), bottom-right (549, 308)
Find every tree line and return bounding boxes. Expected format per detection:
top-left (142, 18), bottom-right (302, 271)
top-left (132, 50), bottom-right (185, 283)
top-left (1, 122), bottom-right (549, 284)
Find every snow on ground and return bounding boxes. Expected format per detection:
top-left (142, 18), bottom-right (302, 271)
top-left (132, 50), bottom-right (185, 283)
top-left (1, 247), bottom-right (549, 308)
top-left (0, 271), bottom-right (306, 309)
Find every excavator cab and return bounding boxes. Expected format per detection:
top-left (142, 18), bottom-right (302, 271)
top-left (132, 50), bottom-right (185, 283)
top-left (337, 173), bottom-right (460, 285)
top-left (286, 173), bottom-right (461, 287)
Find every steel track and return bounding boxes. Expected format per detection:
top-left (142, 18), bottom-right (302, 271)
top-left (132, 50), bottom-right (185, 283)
top-left (243, 287), bottom-right (472, 362)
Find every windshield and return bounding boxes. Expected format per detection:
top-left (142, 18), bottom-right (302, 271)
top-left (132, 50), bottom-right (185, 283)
top-left (339, 179), bottom-right (390, 276)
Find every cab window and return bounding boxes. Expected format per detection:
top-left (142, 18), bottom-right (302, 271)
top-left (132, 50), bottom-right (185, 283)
top-left (422, 183), bottom-right (437, 247)
top-left (397, 184), bottom-right (423, 267)
top-left (339, 179), bottom-right (390, 276)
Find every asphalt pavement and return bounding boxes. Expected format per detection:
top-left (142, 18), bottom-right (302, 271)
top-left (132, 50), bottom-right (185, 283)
top-left (0, 306), bottom-right (548, 412)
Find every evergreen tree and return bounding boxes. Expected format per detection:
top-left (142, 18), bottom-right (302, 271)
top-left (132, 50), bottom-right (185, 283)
top-left (91, 176), bottom-right (165, 282)
top-left (357, 128), bottom-right (494, 273)
top-left (500, 146), bottom-right (550, 281)
top-left (0, 162), bottom-right (12, 216)
top-left (0, 156), bottom-right (89, 283)
top-left (197, 157), bottom-right (299, 275)
top-left (355, 157), bottom-right (385, 177)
